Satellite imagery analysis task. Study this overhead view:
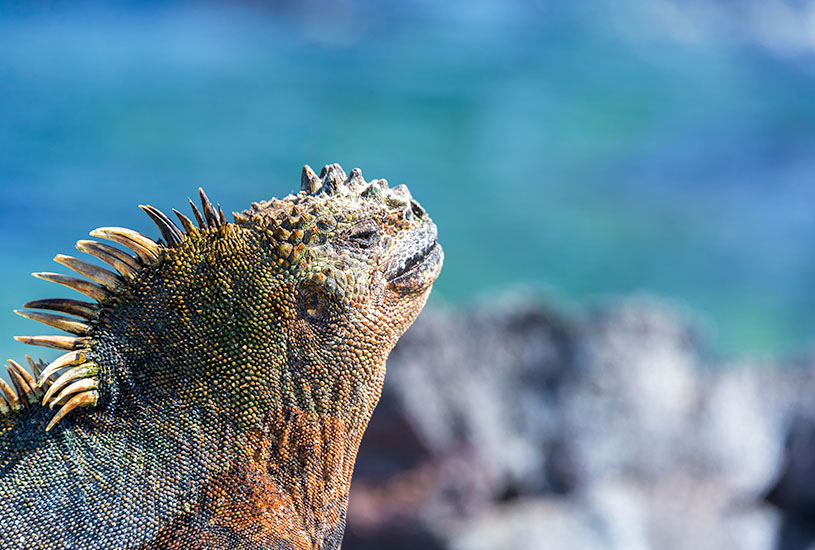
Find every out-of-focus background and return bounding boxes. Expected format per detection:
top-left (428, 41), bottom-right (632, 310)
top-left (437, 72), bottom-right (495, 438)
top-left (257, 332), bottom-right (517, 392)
top-left (1, 1), bottom-right (814, 549)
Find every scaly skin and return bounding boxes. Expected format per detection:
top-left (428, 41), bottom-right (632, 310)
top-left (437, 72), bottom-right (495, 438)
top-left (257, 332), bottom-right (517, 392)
top-left (0, 164), bottom-right (443, 549)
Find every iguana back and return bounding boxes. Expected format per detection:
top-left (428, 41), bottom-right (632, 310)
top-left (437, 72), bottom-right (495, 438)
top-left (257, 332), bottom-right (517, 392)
top-left (0, 164), bottom-right (443, 549)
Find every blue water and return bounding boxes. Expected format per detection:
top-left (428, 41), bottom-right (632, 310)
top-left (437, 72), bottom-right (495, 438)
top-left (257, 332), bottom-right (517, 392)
top-left (0, 1), bottom-right (814, 365)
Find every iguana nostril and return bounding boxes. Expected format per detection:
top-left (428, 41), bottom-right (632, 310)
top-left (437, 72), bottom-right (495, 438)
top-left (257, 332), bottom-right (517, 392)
top-left (410, 200), bottom-right (425, 220)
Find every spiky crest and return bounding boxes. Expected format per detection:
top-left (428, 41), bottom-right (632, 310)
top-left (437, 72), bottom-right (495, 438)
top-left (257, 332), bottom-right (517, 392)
top-left (6, 165), bottom-right (412, 432)
top-left (6, 187), bottom-right (227, 431)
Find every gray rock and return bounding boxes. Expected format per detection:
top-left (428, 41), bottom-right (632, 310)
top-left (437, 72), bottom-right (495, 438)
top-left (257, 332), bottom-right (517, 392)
top-left (563, 296), bottom-right (702, 481)
top-left (764, 414), bottom-right (815, 550)
top-left (383, 296), bottom-right (576, 497)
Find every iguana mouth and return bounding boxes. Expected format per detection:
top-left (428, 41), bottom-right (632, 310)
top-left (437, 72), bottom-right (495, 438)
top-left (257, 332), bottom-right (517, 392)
top-left (386, 223), bottom-right (443, 293)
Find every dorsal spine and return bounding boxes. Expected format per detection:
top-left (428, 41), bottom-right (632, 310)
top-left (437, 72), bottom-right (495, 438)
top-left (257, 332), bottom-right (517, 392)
top-left (6, 188), bottom-right (226, 431)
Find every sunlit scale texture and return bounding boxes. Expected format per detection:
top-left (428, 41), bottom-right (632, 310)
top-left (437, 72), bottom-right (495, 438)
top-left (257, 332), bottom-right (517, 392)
top-left (0, 163), bottom-right (443, 549)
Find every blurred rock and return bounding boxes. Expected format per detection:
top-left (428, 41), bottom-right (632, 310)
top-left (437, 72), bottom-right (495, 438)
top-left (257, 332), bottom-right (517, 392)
top-left (764, 415), bottom-right (815, 550)
top-left (564, 297), bottom-right (702, 481)
top-left (449, 497), bottom-right (608, 550)
top-left (381, 296), bottom-right (575, 494)
top-left (346, 293), bottom-right (815, 550)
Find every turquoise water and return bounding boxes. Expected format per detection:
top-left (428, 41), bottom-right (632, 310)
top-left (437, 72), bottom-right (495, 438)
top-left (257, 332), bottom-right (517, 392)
top-left (0, 2), bottom-right (814, 365)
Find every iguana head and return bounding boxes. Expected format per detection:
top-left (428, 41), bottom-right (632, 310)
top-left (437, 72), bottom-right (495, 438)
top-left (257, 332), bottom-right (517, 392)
top-left (235, 163), bottom-right (443, 381)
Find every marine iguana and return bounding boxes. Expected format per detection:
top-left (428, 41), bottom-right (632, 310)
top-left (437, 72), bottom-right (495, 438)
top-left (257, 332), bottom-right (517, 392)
top-left (0, 164), bottom-right (443, 549)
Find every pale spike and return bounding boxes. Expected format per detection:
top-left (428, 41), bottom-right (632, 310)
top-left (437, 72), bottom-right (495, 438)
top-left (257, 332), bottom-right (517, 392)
top-left (53, 255), bottom-right (123, 291)
top-left (0, 378), bottom-right (19, 410)
top-left (49, 378), bottom-right (98, 409)
top-left (199, 188), bottom-right (220, 228)
top-left (14, 335), bottom-right (87, 351)
top-left (26, 355), bottom-right (43, 379)
top-left (42, 363), bottom-right (95, 405)
top-left (33, 272), bottom-right (108, 303)
top-left (0, 392), bottom-right (9, 415)
top-left (172, 209), bottom-right (198, 235)
top-left (6, 362), bottom-right (33, 403)
top-left (38, 351), bottom-right (87, 386)
top-left (24, 298), bottom-right (99, 320)
top-left (189, 198), bottom-right (207, 229)
top-left (45, 390), bottom-right (98, 432)
top-left (76, 240), bottom-right (140, 279)
top-left (15, 310), bottom-right (91, 336)
top-left (139, 205), bottom-right (185, 247)
top-left (7, 359), bottom-right (38, 396)
top-left (89, 227), bottom-right (160, 264)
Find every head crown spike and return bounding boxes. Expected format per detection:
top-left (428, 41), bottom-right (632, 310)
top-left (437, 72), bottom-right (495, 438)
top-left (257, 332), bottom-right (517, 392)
top-left (301, 165), bottom-right (322, 194)
top-left (319, 163), bottom-right (346, 195)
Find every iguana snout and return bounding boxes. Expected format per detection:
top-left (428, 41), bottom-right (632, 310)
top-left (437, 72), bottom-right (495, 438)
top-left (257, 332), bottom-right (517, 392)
top-left (385, 219), bottom-right (442, 294)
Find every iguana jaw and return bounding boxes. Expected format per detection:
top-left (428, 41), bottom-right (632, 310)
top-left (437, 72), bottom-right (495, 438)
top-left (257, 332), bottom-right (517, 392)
top-left (385, 222), bottom-right (443, 295)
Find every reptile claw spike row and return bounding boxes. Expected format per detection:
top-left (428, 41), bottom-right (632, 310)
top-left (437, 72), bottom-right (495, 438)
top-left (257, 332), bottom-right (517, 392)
top-left (139, 205), bottom-right (185, 247)
top-left (32, 272), bottom-right (108, 303)
top-left (53, 254), bottom-right (123, 291)
top-left (75, 240), bottom-right (140, 280)
top-left (42, 363), bottom-right (96, 406)
top-left (24, 299), bottom-right (100, 320)
top-left (37, 350), bottom-right (87, 385)
top-left (89, 227), bottom-right (160, 263)
top-left (14, 310), bottom-right (90, 336)
top-left (173, 209), bottom-right (198, 235)
top-left (45, 391), bottom-right (98, 432)
top-left (199, 187), bottom-right (220, 228)
top-left (14, 335), bottom-right (89, 351)
top-left (10, 190), bottom-right (228, 432)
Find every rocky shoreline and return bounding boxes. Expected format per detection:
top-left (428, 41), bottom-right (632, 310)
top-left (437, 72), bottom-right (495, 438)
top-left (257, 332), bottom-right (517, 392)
top-left (346, 295), bottom-right (815, 550)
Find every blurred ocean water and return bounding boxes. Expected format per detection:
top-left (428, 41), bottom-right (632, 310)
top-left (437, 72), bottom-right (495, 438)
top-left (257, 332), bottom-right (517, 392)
top-left (0, 0), bottom-right (813, 362)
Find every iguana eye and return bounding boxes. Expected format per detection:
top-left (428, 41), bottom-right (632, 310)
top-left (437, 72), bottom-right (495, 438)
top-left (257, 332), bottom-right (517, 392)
top-left (299, 283), bottom-right (327, 322)
top-left (347, 222), bottom-right (379, 249)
